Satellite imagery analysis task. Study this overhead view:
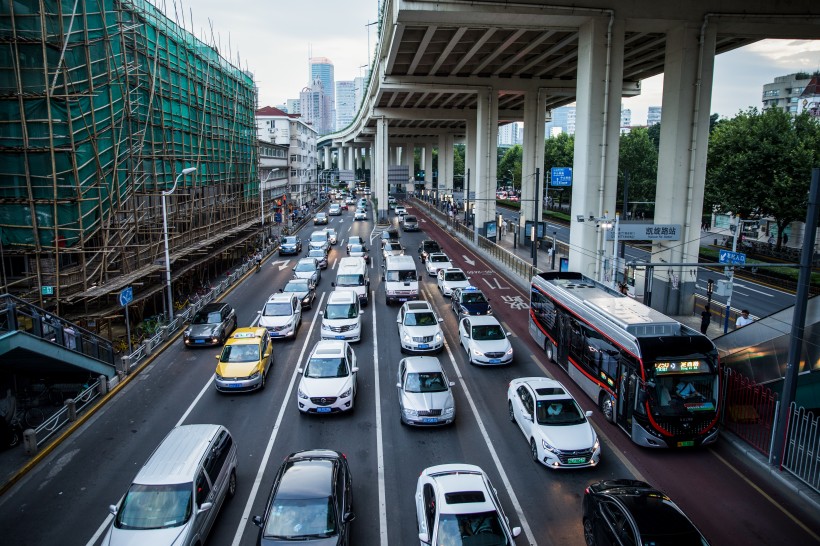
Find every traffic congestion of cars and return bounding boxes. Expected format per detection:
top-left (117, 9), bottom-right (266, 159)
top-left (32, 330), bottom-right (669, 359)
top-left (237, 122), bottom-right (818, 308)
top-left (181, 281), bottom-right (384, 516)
top-left (28, 189), bottom-right (716, 546)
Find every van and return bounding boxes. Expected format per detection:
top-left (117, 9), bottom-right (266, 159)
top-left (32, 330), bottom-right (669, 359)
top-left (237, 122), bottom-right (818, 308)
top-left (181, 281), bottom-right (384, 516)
top-left (334, 256), bottom-right (370, 306)
top-left (383, 254), bottom-right (419, 304)
top-left (105, 424), bottom-right (237, 546)
top-left (321, 289), bottom-right (363, 342)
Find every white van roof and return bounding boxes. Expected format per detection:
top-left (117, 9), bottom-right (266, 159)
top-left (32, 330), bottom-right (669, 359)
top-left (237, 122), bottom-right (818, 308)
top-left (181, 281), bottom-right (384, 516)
top-left (134, 424), bottom-right (224, 486)
top-left (338, 256), bottom-right (367, 271)
top-left (385, 255), bottom-right (416, 269)
top-left (327, 289), bottom-right (358, 304)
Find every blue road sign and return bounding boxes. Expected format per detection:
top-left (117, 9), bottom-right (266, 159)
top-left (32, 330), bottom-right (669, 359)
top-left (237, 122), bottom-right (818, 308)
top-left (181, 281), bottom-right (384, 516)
top-left (550, 167), bottom-right (572, 186)
top-left (119, 286), bottom-right (134, 307)
top-left (719, 249), bottom-right (746, 265)
top-left (274, 213), bottom-right (282, 223)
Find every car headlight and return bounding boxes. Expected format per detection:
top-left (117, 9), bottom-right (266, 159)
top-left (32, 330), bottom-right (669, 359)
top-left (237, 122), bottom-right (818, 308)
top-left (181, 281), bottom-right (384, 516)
top-left (249, 371), bottom-right (260, 380)
top-left (403, 334), bottom-right (411, 342)
top-left (322, 323), bottom-right (331, 330)
top-left (403, 407), bottom-right (418, 417)
top-left (339, 387), bottom-right (352, 398)
top-left (435, 333), bottom-right (442, 342)
top-left (302, 296), bottom-right (311, 304)
top-left (298, 388), bottom-right (308, 399)
top-left (506, 347), bottom-right (514, 355)
top-left (593, 437), bottom-right (600, 451)
top-left (542, 439), bottom-right (560, 454)
top-left (211, 337), bottom-right (219, 343)
top-left (487, 305), bottom-right (493, 314)
top-left (472, 348), bottom-right (483, 356)
top-left (215, 373), bottom-right (223, 380)
top-left (443, 407), bottom-right (455, 417)
top-left (460, 306), bottom-right (468, 314)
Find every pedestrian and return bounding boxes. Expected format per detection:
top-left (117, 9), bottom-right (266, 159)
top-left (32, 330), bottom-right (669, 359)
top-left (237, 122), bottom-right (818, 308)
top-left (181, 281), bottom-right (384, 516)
top-left (768, 235), bottom-right (775, 249)
top-left (700, 306), bottom-right (711, 335)
top-left (782, 233), bottom-right (789, 245)
top-left (735, 309), bottom-right (753, 328)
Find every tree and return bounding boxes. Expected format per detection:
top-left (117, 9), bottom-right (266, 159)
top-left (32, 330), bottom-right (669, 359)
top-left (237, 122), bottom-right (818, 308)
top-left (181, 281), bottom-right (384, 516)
top-left (497, 144), bottom-right (523, 191)
top-left (618, 128), bottom-right (658, 218)
top-left (707, 108), bottom-right (820, 248)
top-left (543, 133), bottom-right (574, 208)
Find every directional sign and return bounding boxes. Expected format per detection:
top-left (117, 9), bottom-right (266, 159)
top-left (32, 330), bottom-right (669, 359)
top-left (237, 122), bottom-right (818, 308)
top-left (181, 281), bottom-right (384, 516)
top-left (719, 249), bottom-right (746, 265)
top-left (41, 286), bottom-right (54, 296)
top-left (550, 167), bottom-right (573, 186)
top-left (119, 286), bottom-right (134, 307)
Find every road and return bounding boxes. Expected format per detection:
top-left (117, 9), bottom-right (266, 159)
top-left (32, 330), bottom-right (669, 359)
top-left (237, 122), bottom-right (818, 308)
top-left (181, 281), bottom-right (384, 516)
top-left (0, 201), bottom-right (816, 546)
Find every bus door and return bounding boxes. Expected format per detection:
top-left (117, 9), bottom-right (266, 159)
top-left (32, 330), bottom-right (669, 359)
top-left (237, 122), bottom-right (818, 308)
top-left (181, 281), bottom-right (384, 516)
top-left (556, 314), bottom-right (570, 371)
top-left (616, 367), bottom-right (638, 432)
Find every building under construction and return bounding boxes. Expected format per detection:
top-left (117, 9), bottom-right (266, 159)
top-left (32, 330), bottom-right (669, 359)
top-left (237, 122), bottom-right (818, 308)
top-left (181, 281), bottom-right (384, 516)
top-left (0, 0), bottom-right (260, 330)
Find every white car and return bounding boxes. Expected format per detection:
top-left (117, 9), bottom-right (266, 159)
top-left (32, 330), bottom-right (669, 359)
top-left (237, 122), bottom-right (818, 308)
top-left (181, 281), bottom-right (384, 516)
top-left (347, 235), bottom-right (364, 251)
top-left (437, 268), bottom-right (470, 296)
top-left (354, 208), bottom-right (367, 221)
top-left (415, 463), bottom-right (522, 546)
top-left (293, 257), bottom-right (321, 287)
top-left (397, 301), bottom-right (444, 354)
top-left (297, 340), bottom-right (358, 414)
top-left (397, 356), bottom-right (455, 426)
top-left (382, 242), bottom-right (405, 260)
top-left (507, 377), bottom-right (601, 469)
top-left (458, 315), bottom-right (513, 365)
top-left (324, 227), bottom-right (338, 245)
top-left (328, 203), bottom-right (342, 216)
top-left (257, 292), bottom-right (301, 339)
top-left (395, 206), bottom-right (407, 220)
top-left (425, 252), bottom-right (453, 276)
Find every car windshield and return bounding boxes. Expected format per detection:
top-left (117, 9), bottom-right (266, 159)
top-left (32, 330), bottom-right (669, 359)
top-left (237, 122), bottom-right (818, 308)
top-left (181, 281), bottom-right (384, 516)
top-left (310, 233), bottom-right (327, 242)
top-left (405, 312), bottom-right (437, 326)
top-left (283, 237), bottom-right (298, 245)
top-left (386, 270), bottom-right (417, 282)
top-left (536, 399), bottom-right (586, 425)
top-left (471, 325), bottom-right (505, 340)
top-left (220, 343), bottom-right (260, 363)
top-left (430, 255), bottom-right (449, 263)
top-left (349, 237), bottom-right (363, 245)
top-left (386, 244), bottom-right (402, 252)
top-left (325, 303), bottom-right (358, 319)
top-left (295, 262), bottom-right (316, 272)
top-left (316, 214), bottom-right (327, 219)
top-left (192, 310), bottom-right (222, 325)
top-left (115, 483), bottom-right (192, 530)
top-left (404, 372), bottom-right (447, 393)
top-left (263, 302), bottom-right (292, 316)
top-left (284, 280), bottom-right (309, 293)
top-left (336, 274), bottom-right (365, 286)
top-left (424, 242), bottom-right (440, 253)
top-left (326, 230), bottom-right (336, 237)
top-left (651, 373), bottom-right (718, 416)
top-left (445, 271), bottom-right (467, 282)
top-left (462, 292), bottom-right (487, 304)
top-left (436, 511), bottom-right (508, 546)
top-left (404, 216), bottom-right (417, 222)
top-left (348, 245), bottom-right (365, 254)
top-left (263, 496), bottom-right (337, 539)
top-left (306, 358), bottom-right (348, 378)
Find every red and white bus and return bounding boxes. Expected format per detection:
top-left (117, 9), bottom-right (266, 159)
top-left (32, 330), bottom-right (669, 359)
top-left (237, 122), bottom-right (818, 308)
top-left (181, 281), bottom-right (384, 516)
top-left (529, 272), bottom-right (721, 448)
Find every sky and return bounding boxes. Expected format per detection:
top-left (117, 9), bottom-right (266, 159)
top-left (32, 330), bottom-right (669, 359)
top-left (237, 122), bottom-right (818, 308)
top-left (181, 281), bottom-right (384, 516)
top-left (159, 0), bottom-right (820, 124)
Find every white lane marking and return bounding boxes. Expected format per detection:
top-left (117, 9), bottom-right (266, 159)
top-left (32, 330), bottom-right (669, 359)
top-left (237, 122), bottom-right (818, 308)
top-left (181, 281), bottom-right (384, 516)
top-left (86, 513), bottom-right (114, 545)
top-left (230, 292), bottom-right (327, 546)
top-left (421, 285), bottom-right (537, 545)
top-left (332, 257), bottom-right (339, 270)
top-left (372, 289), bottom-right (388, 546)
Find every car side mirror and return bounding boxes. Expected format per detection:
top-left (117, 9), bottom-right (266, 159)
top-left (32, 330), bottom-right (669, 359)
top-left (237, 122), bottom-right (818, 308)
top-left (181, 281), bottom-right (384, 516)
top-left (396, 382), bottom-right (401, 388)
top-left (396, 317), bottom-right (401, 323)
top-left (449, 381), bottom-right (456, 387)
top-left (278, 288), bottom-right (283, 292)
top-left (506, 331), bottom-right (511, 337)
top-left (438, 318), bottom-right (444, 322)
top-left (109, 504), bottom-right (118, 516)
top-left (418, 532), bottom-right (431, 544)
top-left (512, 527), bottom-right (522, 538)
top-left (351, 367), bottom-right (359, 373)
top-left (252, 515), bottom-right (264, 528)
top-left (319, 311), bottom-right (324, 316)
top-left (343, 511), bottom-right (356, 523)
top-left (359, 310), bottom-right (364, 315)
top-left (197, 502), bottom-right (213, 514)
top-left (585, 410), bottom-right (593, 418)
top-left (215, 354), bottom-right (220, 359)
top-left (257, 310), bottom-right (262, 315)
top-left (297, 367), bottom-right (303, 374)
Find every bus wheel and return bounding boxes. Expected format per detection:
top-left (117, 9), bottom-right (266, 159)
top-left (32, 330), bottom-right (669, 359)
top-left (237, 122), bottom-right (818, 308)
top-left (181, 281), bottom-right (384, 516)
top-left (599, 393), bottom-right (614, 422)
top-left (545, 342), bottom-right (554, 362)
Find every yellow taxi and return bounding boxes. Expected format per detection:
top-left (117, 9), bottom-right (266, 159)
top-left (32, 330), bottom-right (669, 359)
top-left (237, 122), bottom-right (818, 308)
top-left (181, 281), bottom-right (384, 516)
top-left (214, 327), bottom-right (273, 393)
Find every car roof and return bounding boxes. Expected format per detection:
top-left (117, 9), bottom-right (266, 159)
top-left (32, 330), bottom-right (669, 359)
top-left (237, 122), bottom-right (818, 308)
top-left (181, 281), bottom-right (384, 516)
top-left (267, 292), bottom-right (297, 303)
top-left (512, 377), bottom-right (569, 399)
top-left (403, 356), bottom-right (444, 374)
top-left (297, 257), bottom-right (317, 264)
top-left (423, 464), bottom-right (495, 515)
top-left (310, 339), bottom-right (347, 356)
top-left (606, 489), bottom-right (700, 537)
top-left (226, 327), bottom-right (267, 345)
top-left (199, 302), bottom-right (227, 313)
top-left (276, 457), bottom-right (336, 499)
top-left (404, 301), bottom-right (433, 312)
top-left (463, 315), bottom-right (501, 327)
top-left (134, 424), bottom-right (224, 486)
top-left (327, 289), bottom-right (358, 303)
top-left (428, 252), bottom-right (449, 259)
top-left (443, 268), bottom-right (465, 274)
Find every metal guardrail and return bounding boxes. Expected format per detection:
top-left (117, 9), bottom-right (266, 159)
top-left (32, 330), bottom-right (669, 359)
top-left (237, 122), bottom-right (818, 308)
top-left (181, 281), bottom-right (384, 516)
top-left (782, 402), bottom-right (820, 492)
top-left (32, 379), bottom-right (104, 449)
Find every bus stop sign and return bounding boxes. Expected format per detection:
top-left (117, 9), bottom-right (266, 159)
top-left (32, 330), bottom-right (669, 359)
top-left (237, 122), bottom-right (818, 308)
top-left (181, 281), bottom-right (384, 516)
top-left (119, 286), bottom-right (133, 307)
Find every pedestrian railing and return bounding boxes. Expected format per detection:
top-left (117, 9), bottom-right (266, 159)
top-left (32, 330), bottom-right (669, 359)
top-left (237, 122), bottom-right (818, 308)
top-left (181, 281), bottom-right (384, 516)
top-left (721, 367), bottom-right (778, 456)
top-left (781, 403), bottom-right (820, 492)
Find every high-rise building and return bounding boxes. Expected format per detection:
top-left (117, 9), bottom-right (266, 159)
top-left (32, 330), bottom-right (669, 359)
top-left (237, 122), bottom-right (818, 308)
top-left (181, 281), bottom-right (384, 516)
top-left (310, 57), bottom-right (335, 126)
top-left (497, 122), bottom-right (522, 146)
top-left (620, 107), bottom-right (632, 128)
top-left (763, 72), bottom-right (818, 116)
top-left (335, 81), bottom-right (356, 131)
top-left (354, 72), bottom-right (369, 112)
top-left (647, 106), bottom-right (662, 126)
top-left (545, 106), bottom-right (575, 135)
top-left (300, 79), bottom-right (333, 135)
top-left (286, 99), bottom-right (301, 115)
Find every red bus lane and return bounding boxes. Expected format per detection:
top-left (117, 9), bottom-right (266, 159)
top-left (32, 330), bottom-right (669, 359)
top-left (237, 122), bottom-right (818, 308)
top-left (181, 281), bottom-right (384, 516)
top-left (405, 202), bottom-right (820, 546)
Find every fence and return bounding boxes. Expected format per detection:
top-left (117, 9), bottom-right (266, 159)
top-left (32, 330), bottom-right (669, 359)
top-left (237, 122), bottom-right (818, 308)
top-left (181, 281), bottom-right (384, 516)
top-left (721, 367), bottom-right (779, 456)
top-left (782, 403), bottom-right (820, 492)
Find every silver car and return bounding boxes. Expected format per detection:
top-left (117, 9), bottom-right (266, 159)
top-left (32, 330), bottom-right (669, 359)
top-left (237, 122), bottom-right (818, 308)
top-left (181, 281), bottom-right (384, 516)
top-left (293, 257), bottom-right (321, 287)
top-left (397, 301), bottom-right (444, 353)
top-left (397, 356), bottom-right (455, 426)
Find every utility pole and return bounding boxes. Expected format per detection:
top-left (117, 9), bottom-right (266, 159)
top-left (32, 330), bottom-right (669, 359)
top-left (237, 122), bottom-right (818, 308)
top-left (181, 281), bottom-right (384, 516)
top-left (533, 168), bottom-right (540, 269)
top-left (722, 217), bottom-right (741, 334)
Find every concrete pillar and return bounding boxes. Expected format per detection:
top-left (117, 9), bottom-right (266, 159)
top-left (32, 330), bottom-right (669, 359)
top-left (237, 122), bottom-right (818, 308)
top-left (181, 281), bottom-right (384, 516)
top-left (474, 88), bottom-right (498, 237)
top-left (347, 147), bottom-right (355, 172)
top-left (651, 23), bottom-right (716, 314)
top-left (438, 133), bottom-right (454, 198)
top-left (424, 143), bottom-right (434, 192)
top-left (466, 115), bottom-right (477, 200)
top-left (375, 118), bottom-right (389, 221)
top-left (404, 143), bottom-right (415, 191)
top-left (521, 89), bottom-right (547, 229)
top-left (324, 147), bottom-right (331, 170)
top-left (569, 16), bottom-right (624, 279)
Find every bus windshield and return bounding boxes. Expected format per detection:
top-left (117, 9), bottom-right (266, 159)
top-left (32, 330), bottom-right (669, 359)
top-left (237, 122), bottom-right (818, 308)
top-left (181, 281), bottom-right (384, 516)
top-left (649, 372), bottom-right (718, 415)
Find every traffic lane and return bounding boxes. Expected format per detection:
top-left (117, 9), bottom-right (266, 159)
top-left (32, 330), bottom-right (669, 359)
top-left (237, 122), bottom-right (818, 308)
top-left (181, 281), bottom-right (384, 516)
top-left (377, 287), bottom-right (537, 545)
top-left (410, 205), bottom-right (817, 545)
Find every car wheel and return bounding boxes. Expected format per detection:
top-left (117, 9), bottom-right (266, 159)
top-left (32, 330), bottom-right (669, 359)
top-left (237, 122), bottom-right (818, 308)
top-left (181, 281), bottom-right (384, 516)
top-left (508, 401), bottom-right (515, 422)
top-left (530, 438), bottom-right (539, 462)
top-left (583, 518), bottom-right (595, 546)
top-left (599, 393), bottom-right (614, 422)
top-left (260, 371), bottom-right (266, 390)
top-left (227, 470), bottom-right (237, 499)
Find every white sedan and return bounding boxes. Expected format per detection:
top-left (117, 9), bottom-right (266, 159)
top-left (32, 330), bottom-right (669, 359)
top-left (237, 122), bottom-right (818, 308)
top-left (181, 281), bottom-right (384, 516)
top-left (458, 315), bottom-right (513, 365)
top-left (397, 301), bottom-right (444, 353)
top-left (437, 268), bottom-right (470, 296)
top-left (296, 340), bottom-right (358, 414)
top-left (507, 377), bottom-right (601, 469)
top-left (382, 242), bottom-right (405, 260)
top-left (354, 208), bottom-right (367, 220)
top-left (425, 252), bottom-right (453, 276)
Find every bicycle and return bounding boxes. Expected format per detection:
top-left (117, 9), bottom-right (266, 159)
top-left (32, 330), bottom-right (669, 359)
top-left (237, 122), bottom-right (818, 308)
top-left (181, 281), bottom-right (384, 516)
top-left (173, 297), bottom-right (189, 311)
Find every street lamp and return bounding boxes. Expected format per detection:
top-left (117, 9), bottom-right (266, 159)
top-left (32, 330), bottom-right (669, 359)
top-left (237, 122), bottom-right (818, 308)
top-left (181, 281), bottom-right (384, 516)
top-left (162, 166), bottom-right (197, 321)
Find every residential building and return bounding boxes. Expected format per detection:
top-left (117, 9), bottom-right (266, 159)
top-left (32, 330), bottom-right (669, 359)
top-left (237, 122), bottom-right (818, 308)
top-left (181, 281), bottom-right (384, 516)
top-left (287, 98), bottom-right (301, 115)
top-left (762, 73), bottom-right (816, 115)
top-left (647, 106), bottom-right (662, 126)
top-left (335, 80), bottom-right (356, 131)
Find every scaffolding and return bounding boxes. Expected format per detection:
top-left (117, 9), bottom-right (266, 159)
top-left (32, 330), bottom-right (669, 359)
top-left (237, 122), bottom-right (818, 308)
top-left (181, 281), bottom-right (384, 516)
top-left (0, 0), bottom-right (259, 321)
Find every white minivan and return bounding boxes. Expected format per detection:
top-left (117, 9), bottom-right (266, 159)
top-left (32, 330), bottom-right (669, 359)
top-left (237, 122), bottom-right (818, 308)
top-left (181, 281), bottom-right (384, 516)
top-left (383, 254), bottom-right (419, 305)
top-left (321, 289), bottom-right (363, 342)
top-left (334, 256), bottom-right (370, 306)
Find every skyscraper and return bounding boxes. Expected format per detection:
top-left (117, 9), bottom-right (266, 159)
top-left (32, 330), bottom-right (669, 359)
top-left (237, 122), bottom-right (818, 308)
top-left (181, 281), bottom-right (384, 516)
top-left (335, 80), bottom-right (356, 131)
top-left (310, 57), bottom-right (335, 128)
top-left (647, 106), bottom-right (662, 126)
top-left (300, 79), bottom-right (333, 135)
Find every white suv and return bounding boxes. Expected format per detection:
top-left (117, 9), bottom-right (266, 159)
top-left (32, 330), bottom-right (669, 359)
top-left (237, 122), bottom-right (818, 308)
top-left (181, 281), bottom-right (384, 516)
top-left (297, 340), bottom-right (358, 414)
top-left (257, 292), bottom-right (301, 339)
top-left (396, 301), bottom-right (444, 354)
top-left (321, 289), bottom-right (363, 342)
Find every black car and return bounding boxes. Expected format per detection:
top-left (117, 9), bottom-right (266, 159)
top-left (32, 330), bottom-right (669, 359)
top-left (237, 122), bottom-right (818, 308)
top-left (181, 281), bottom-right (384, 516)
top-left (280, 236), bottom-right (302, 256)
top-left (281, 278), bottom-right (316, 309)
top-left (183, 302), bottom-right (237, 347)
top-left (582, 479), bottom-right (710, 546)
top-left (451, 286), bottom-right (492, 319)
top-left (418, 239), bottom-right (441, 263)
top-left (380, 228), bottom-right (400, 248)
top-left (253, 449), bottom-right (355, 545)
top-left (314, 213), bottom-right (329, 225)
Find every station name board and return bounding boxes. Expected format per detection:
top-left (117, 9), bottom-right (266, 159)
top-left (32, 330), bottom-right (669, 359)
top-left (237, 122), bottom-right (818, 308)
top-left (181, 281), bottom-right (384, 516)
top-left (605, 224), bottom-right (681, 241)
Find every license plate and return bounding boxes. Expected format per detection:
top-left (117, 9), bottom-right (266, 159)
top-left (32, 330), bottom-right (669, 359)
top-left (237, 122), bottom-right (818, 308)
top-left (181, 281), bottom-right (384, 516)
top-left (399, 298), bottom-right (408, 302)
top-left (677, 440), bottom-right (695, 447)
top-left (489, 359), bottom-right (500, 364)
top-left (229, 383), bottom-right (242, 388)
top-left (567, 457), bottom-right (587, 464)
top-left (270, 332), bottom-right (280, 336)
top-left (418, 344), bottom-right (429, 349)
top-left (422, 418), bottom-right (438, 423)
top-left (335, 335), bottom-right (346, 339)
top-left (316, 407), bottom-right (331, 413)
top-left (195, 339), bottom-right (205, 344)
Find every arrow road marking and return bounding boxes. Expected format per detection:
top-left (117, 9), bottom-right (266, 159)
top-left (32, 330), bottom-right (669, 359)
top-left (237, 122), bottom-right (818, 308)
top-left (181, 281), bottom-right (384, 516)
top-left (482, 277), bottom-right (509, 290)
top-left (270, 259), bottom-right (291, 271)
top-left (462, 255), bottom-right (475, 266)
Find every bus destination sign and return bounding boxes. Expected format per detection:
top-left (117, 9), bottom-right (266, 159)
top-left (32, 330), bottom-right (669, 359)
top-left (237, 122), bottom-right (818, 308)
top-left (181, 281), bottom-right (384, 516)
top-left (654, 360), bottom-right (707, 375)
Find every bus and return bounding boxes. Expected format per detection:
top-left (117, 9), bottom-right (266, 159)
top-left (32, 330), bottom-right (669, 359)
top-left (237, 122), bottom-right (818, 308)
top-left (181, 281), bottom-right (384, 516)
top-left (529, 272), bottom-right (720, 448)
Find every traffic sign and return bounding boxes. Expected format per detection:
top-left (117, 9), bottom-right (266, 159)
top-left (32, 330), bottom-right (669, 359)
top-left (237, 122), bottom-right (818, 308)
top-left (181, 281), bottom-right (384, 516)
top-left (274, 213), bottom-right (282, 223)
top-left (719, 249), bottom-right (746, 265)
top-left (550, 167), bottom-right (572, 186)
top-left (119, 286), bottom-right (134, 307)
top-left (41, 286), bottom-right (54, 296)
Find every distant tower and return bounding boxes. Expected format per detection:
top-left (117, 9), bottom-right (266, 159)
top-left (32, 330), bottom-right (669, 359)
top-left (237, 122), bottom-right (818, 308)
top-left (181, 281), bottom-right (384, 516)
top-left (647, 106), bottom-right (662, 126)
top-left (310, 57), bottom-right (335, 129)
top-left (335, 80), bottom-right (356, 131)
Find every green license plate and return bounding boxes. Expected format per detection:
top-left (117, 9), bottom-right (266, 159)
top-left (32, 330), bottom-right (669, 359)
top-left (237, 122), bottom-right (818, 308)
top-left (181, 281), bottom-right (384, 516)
top-left (677, 440), bottom-right (695, 447)
top-left (568, 457), bottom-right (586, 464)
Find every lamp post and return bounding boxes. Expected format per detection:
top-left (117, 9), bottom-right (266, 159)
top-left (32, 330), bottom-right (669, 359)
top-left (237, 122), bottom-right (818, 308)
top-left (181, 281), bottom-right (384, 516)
top-left (162, 166), bottom-right (197, 321)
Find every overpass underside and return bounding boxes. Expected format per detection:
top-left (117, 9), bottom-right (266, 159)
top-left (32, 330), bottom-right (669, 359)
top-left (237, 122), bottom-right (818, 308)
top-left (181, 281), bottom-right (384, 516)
top-left (320, 0), bottom-right (818, 315)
